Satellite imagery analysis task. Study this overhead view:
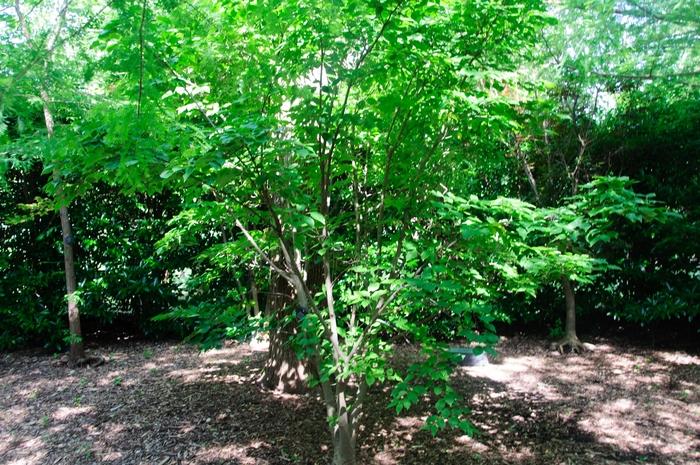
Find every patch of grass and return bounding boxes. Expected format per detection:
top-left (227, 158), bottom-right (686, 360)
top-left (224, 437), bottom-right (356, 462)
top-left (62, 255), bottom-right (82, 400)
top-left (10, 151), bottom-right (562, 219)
top-left (112, 376), bottom-right (123, 387)
top-left (72, 395), bottom-right (83, 406)
top-left (79, 377), bottom-right (89, 388)
top-left (77, 443), bottom-right (94, 459)
top-left (143, 348), bottom-right (154, 359)
top-left (40, 415), bottom-right (50, 427)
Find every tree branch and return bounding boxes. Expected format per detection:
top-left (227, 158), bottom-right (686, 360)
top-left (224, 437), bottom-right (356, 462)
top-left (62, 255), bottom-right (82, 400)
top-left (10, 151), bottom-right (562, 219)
top-left (2, 0), bottom-right (112, 106)
top-left (234, 219), bottom-right (291, 280)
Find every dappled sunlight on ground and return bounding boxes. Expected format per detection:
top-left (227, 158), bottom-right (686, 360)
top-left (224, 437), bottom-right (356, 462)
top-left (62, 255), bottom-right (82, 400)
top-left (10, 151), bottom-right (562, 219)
top-left (0, 337), bottom-right (697, 464)
top-left (1, 436), bottom-right (47, 465)
top-left (52, 405), bottom-right (93, 421)
top-left (193, 441), bottom-right (269, 465)
top-left (452, 433), bottom-right (490, 453)
top-left (373, 449), bottom-right (400, 465)
top-left (457, 337), bottom-right (700, 464)
top-left (463, 355), bottom-right (565, 400)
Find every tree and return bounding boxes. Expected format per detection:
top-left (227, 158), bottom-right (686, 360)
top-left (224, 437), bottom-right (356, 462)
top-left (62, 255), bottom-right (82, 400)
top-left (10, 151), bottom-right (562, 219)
top-left (435, 176), bottom-right (676, 352)
top-left (543, 177), bottom-right (676, 351)
top-left (74, 0), bottom-right (552, 462)
top-left (502, 0), bottom-right (699, 349)
top-left (545, 0), bottom-right (699, 84)
top-left (3, 0), bottom-right (88, 362)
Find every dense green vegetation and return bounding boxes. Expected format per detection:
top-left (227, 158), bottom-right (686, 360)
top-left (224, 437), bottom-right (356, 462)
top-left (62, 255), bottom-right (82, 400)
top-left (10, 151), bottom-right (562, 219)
top-left (1, 1), bottom-right (698, 463)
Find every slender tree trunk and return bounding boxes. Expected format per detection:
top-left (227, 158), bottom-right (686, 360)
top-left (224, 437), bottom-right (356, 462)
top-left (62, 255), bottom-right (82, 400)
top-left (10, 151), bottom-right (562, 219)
top-left (552, 277), bottom-right (585, 352)
top-left (249, 269), bottom-right (260, 317)
top-left (515, 138), bottom-right (539, 204)
top-left (40, 87), bottom-right (85, 362)
top-left (562, 277), bottom-right (577, 339)
top-left (60, 204), bottom-right (84, 361)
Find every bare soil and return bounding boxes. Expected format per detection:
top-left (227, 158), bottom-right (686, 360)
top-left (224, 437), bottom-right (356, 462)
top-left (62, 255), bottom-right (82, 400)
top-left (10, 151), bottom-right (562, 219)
top-left (1, 336), bottom-right (698, 465)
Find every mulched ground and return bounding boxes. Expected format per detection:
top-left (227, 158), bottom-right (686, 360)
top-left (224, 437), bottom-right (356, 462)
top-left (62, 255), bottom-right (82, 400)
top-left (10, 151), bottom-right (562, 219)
top-left (0, 336), bottom-right (698, 465)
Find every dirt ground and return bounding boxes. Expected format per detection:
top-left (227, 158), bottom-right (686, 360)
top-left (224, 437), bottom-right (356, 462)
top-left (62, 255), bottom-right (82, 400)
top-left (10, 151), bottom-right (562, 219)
top-left (0, 336), bottom-right (698, 465)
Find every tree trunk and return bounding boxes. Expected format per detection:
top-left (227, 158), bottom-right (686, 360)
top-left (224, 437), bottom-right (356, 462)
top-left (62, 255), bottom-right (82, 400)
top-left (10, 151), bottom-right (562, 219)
top-left (60, 204), bottom-right (84, 361)
top-left (249, 268), bottom-right (260, 317)
top-left (562, 277), bottom-right (577, 339)
top-left (332, 414), bottom-right (357, 465)
top-left (261, 273), bottom-right (307, 393)
top-left (263, 324), bottom-right (306, 394)
top-left (40, 87), bottom-right (85, 363)
top-left (552, 277), bottom-right (585, 352)
top-left (331, 385), bottom-right (357, 465)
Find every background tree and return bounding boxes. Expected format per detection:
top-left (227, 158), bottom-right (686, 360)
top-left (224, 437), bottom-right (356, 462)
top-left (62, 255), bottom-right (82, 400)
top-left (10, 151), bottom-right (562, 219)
top-left (2, 0), bottom-right (91, 361)
top-left (1, 0), bottom-right (183, 353)
top-left (501, 0), bottom-right (700, 344)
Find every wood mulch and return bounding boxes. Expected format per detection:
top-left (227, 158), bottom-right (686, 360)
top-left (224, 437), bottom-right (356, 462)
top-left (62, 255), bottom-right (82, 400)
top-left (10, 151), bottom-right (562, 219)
top-left (0, 336), bottom-right (698, 465)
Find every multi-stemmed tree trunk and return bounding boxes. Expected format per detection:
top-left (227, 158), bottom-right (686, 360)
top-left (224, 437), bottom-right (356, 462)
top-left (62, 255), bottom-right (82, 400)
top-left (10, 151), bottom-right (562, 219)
top-left (234, 218), bottom-right (369, 465)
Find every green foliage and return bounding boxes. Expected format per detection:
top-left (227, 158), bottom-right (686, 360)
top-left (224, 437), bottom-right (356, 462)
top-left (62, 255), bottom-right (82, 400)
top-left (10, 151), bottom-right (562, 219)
top-left (1, 2), bottom-right (698, 462)
top-left (434, 175), bottom-right (677, 329)
top-left (584, 87), bottom-right (700, 325)
top-left (0, 165), bottom-right (188, 350)
top-left (390, 345), bottom-right (476, 436)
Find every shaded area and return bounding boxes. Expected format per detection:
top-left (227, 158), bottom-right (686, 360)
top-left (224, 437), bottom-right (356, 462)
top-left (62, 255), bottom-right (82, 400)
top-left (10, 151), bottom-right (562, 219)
top-left (0, 337), bottom-right (697, 465)
top-left (357, 338), bottom-right (699, 465)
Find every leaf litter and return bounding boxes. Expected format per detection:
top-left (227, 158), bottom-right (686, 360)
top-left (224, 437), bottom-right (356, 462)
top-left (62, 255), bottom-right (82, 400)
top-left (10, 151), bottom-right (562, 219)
top-left (0, 336), bottom-right (697, 465)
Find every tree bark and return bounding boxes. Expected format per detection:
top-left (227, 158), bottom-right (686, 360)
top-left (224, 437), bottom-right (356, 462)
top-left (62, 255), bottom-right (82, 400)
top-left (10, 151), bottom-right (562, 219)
top-left (515, 137), bottom-right (539, 203)
top-left (261, 272), bottom-right (307, 394)
top-left (562, 277), bottom-right (577, 339)
top-left (60, 204), bottom-right (84, 361)
top-left (552, 277), bottom-right (585, 352)
top-left (332, 414), bottom-right (357, 465)
top-left (331, 384), bottom-right (357, 465)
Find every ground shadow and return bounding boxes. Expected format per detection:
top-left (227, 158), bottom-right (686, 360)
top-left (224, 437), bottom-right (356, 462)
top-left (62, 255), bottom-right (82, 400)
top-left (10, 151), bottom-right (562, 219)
top-left (1, 337), bottom-right (698, 465)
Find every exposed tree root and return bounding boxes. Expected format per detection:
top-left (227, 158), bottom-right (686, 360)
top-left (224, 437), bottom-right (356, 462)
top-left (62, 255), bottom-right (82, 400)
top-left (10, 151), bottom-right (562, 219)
top-left (68, 355), bottom-right (106, 368)
top-left (550, 335), bottom-right (587, 354)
